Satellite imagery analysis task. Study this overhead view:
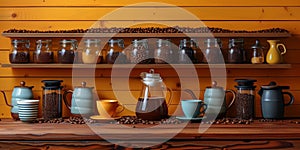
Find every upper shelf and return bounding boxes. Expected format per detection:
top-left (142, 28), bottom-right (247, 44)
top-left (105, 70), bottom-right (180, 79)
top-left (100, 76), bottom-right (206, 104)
top-left (2, 32), bottom-right (292, 38)
top-left (0, 64), bottom-right (292, 69)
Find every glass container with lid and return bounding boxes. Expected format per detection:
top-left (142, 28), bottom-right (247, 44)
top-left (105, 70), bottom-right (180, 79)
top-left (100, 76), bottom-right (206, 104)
top-left (41, 80), bottom-right (63, 120)
top-left (154, 39), bottom-right (174, 64)
top-left (178, 39), bottom-right (198, 64)
top-left (9, 39), bottom-right (30, 63)
top-left (129, 39), bottom-right (151, 64)
top-left (106, 39), bottom-right (127, 64)
top-left (227, 38), bottom-right (244, 64)
top-left (136, 69), bottom-right (172, 121)
top-left (234, 79), bottom-right (257, 120)
top-left (82, 39), bottom-right (102, 64)
top-left (202, 38), bottom-right (224, 64)
top-left (251, 40), bottom-right (265, 64)
top-left (33, 39), bottom-right (53, 63)
top-left (57, 39), bottom-right (77, 64)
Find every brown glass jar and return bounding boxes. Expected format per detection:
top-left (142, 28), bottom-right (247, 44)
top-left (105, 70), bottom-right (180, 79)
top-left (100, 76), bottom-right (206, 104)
top-left (57, 39), bottom-right (77, 64)
top-left (227, 38), bottom-right (244, 64)
top-left (33, 39), bottom-right (53, 63)
top-left (9, 39), bottom-right (30, 63)
top-left (178, 39), bottom-right (197, 64)
top-left (106, 39), bottom-right (127, 64)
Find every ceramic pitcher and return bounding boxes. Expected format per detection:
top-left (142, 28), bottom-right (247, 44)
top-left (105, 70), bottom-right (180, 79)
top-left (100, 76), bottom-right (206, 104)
top-left (63, 81), bottom-right (94, 116)
top-left (266, 40), bottom-right (287, 64)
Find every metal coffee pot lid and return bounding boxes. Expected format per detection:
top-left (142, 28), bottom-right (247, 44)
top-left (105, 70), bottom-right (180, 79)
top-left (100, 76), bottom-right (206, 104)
top-left (14, 81), bottom-right (34, 89)
top-left (140, 69), bottom-right (162, 86)
top-left (261, 81), bottom-right (290, 90)
top-left (74, 81), bottom-right (94, 89)
top-left (206, 81), bottom-right (223, 89)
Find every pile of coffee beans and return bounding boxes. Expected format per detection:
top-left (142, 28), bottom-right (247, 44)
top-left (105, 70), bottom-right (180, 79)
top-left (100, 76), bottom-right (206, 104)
top-left (115, 116), bottom-right (182, 125)
top-left (202, 118), bottom-right (253, 125)
top-left (3, 27), bottom-right (289, 34)
top-left (34, 116), bottom-right (95, 124)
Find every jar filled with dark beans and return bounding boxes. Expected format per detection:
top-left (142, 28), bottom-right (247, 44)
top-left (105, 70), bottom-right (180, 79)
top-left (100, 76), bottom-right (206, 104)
top-left (33, 39), bottom-right (53, 63)
top-left (234, 79), bottom-right (257, 120)
top-left (105, 39), bottom-right (127, 64)
top-left (129, 39), bottom-right (151, 64)
top-left (57, 39), bottom-right (77, 63)
top-left (178, 39), bottom-right (198, 64)
top-left (227, 38), bottom-right (245, 64)
top-left (41, 80), bottom-right (63, 120)
top-left (202, 38), bottom-right (224, 64)
top-left (9, 39), bottom-right (30, 63)
top-left (154, 39), bottom-right (174, 64)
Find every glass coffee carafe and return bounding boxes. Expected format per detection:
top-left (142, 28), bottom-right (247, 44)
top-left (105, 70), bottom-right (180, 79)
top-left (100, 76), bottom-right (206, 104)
top-left (136, 69), bottom-right (172, 121)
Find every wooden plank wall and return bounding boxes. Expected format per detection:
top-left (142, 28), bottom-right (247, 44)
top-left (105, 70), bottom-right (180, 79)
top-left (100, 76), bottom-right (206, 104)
top-left (0, 0), bottom-right (299, 118)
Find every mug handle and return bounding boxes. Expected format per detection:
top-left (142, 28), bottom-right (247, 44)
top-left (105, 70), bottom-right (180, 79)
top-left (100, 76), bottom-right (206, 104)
top-left (63, 90), bottom-right (73, 110)
top-left (199, 103), bottom-right (207, 115)
top-left (0, 90), bottom-right (12, 107)
top-left (283, 91), bottom-right (294, 106)
top-left (112, 104), bottom-right (125, 117)
top-left (277, 43), bottom-right (287, 55)
top-left (225, 89), bottom-right (236, 110)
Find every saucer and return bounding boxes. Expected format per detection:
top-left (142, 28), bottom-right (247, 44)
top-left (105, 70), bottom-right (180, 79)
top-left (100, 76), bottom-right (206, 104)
top-left (90, 115), bottom-right (120, 122)
top-left (176, 116), bottom-right (204, 121)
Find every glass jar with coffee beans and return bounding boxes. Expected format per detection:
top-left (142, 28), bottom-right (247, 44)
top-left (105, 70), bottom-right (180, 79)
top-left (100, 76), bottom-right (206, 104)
top-left (57, 39), bottom-right (77, 64)
top-left (33, 39), bottom-right (53, 63)
top-left (9, 39), bottom-right (30, 64)
top-left (234, 79), bottom-right (257, 120)
top-left (251, 40), bottom-right (265, 64)
top-left (105, 39), bottom-right (127, 64)
top-left (154, 39), bottom-right (174, 64)
top-left (227, 38), bottom-right (245, 64)
top-left (178, 39), bottom-right (198, 64)
top-left (41, 80), bottom-right (63, 120)
top-left (129, 39), bottom-right (151, 64)
top-left (202, 38), bottom-right (224, 64)
top-left (82, 39), bottom-right (102, 64)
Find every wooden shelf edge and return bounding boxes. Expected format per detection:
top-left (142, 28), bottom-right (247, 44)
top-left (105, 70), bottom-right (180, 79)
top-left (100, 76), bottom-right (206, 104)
top-left (0, 64), bottom-right (292, 69)
top-left (2, 33), bottom-right (291, 38)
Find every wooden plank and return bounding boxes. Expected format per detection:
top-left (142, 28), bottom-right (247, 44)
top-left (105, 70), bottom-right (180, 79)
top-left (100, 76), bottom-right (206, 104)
top-left (1, 0), bottom-right (300, 7)
top-left (0, 7), bottom-right (299, 21)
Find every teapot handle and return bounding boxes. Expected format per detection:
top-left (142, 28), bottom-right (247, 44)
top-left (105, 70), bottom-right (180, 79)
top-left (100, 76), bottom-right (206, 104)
top-left (0, 90), bottom-right (12, 107)
top-left (166, 87), bottom-right (173, 106)
top-left (277, 43), bottom-right (287, 55)
top-left (63, 90), bottom-right (73, 110)
top-left (283, 91), bottom-right (294, 106)
top-left (225, 89), bottom-right (236, 110)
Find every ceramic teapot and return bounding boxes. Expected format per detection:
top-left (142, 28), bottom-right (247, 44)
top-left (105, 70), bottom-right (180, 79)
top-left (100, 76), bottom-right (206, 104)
top-left (136, 69), bottom-right (172, 121)
top-left (266, 40), bottom-right (287, 64)
top-left (258, 81), bottom-right (294, 119)
top-left (63, 81), bottom-right (94, 116)
top-left (1, 81), bottom-right (34, 120)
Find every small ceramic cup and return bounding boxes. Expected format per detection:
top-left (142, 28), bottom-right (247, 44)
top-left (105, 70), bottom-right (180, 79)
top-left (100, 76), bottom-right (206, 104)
top-left (96, 100), bottom-right (124, 118)
top-left (181, 100), bottom-right (207, 118)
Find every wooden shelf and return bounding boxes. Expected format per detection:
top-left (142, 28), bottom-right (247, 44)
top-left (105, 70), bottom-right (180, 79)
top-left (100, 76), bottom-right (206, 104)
top-left (0, 64), bottom-right (292, 69)
top-left (2, 32), bottom-right (291, 38)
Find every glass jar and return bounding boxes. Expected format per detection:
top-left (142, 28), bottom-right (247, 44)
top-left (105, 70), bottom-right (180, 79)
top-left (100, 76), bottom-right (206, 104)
top-left (33, 39), bottom-right (53, 63)
top-left (178, 39), bottom-right (197, 64)
top-left (9, 39), bottom-right (30, 63)
top-left (82, 39), bottom-right (102, 64)
top-left (154, 39), bottom-right (174, 64)
top-left (251, 40), bottom-right (265, 64)
top-left (129, 39), bottom-right (150, 64)
top-left (234, 79), bottom-right (257, 120)
top-left (57, 39), bottom-right (77, 64)
top-left (202, 38), bottom-right (223, 64)
top-left (106, 39), bottom-right (127, 64)
top-left (41, 80), bottom-right (63, 120)
top-left (227, 38), bottom-right (244, 63)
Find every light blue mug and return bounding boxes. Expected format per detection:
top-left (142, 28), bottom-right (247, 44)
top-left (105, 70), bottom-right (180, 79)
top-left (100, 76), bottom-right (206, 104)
top-left (181, 100), bottom-right (207, 118)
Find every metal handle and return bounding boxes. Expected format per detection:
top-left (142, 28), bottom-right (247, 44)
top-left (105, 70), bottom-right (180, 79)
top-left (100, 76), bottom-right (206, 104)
top-left (63, 90), bottom-right (73, 110)
top-left (225, 89), bottom-right (236, 110)
top-left (183, 89), bottom-right (198, 100)
top-left (0, 90), bottom-right (12, 107)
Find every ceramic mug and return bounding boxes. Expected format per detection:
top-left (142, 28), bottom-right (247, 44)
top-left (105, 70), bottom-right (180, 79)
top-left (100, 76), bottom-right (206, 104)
top-left (181, 100), bottom-right (207, 118)
top-left (96, 100), bottom-right (124, 118)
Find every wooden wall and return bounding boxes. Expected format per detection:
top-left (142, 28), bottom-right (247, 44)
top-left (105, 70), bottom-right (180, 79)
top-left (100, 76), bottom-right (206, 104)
top-left (0, 0), bottom-right (299, 118)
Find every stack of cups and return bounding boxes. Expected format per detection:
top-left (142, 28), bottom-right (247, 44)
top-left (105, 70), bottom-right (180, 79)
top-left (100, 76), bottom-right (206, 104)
top-left (17, 99), bottom-right (39, 122)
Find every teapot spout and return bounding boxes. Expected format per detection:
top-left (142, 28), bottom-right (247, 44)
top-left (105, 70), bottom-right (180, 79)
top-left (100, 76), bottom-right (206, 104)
top-left (183, 89), bottom-right (198, 99)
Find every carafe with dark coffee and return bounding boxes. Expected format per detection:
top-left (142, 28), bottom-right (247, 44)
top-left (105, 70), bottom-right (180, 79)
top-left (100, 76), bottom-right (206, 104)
top-left (136, 69), bottom-right (172, 121)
